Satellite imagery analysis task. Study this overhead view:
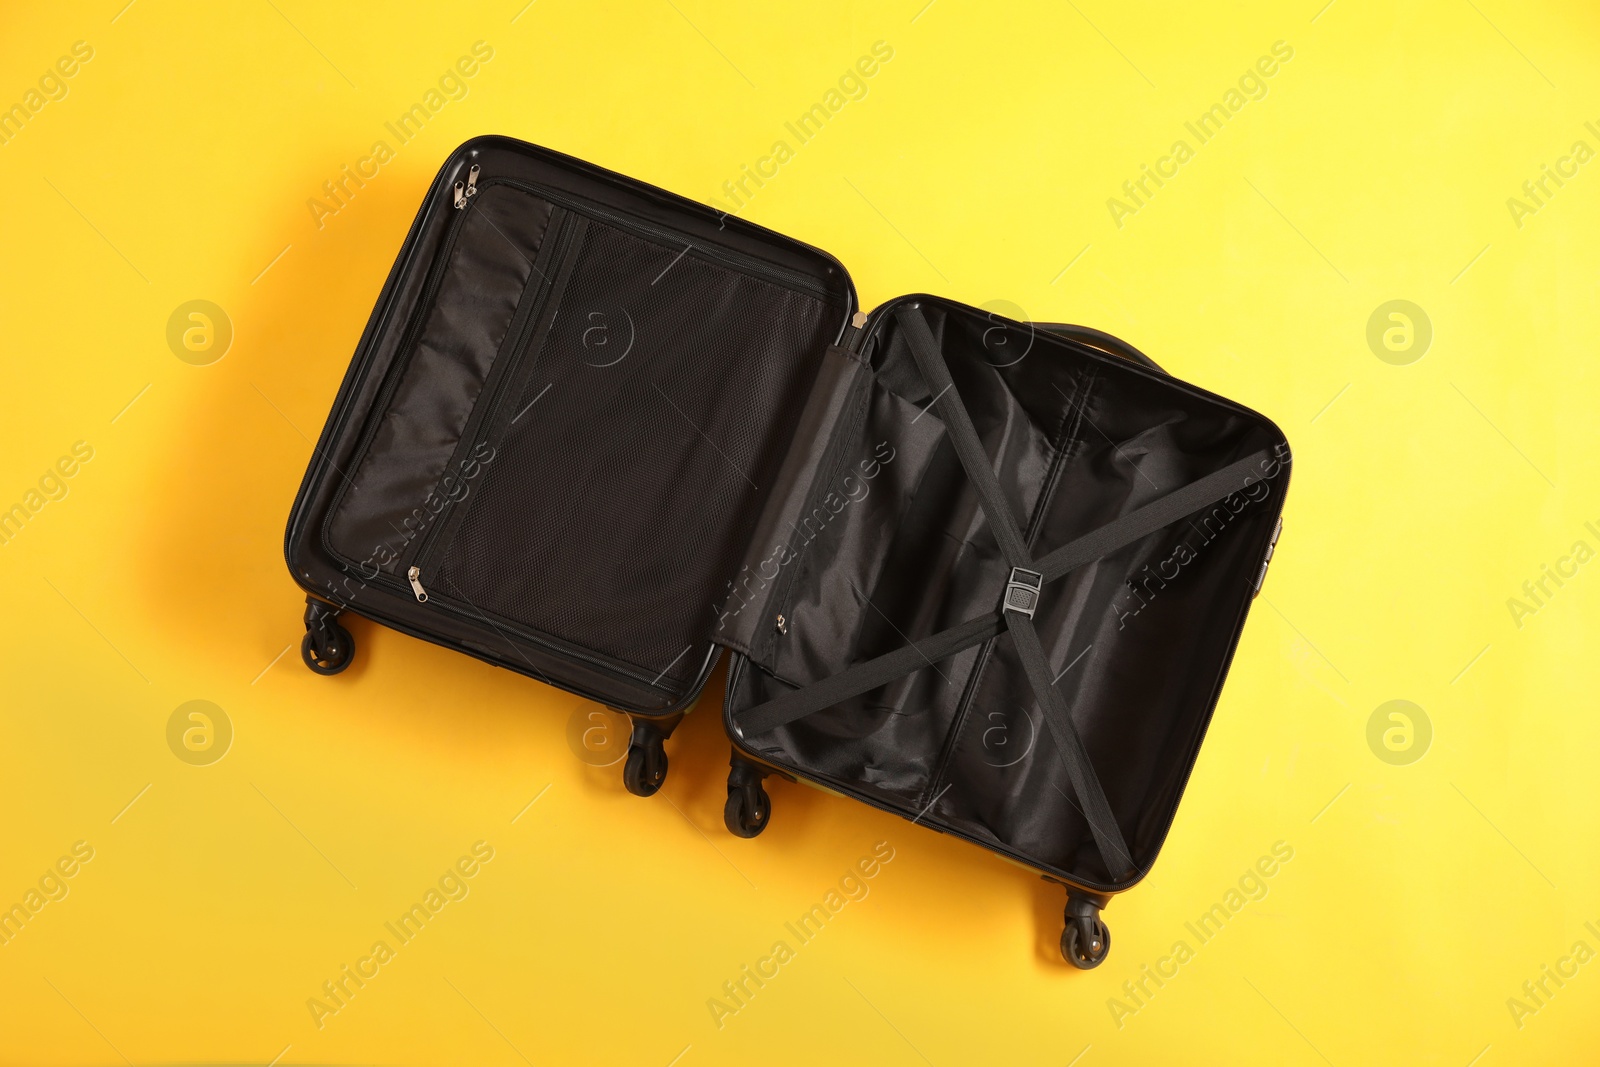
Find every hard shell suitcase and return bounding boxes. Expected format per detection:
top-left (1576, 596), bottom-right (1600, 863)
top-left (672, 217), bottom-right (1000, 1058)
top-left (284, 135), bottom-right (1290, 965)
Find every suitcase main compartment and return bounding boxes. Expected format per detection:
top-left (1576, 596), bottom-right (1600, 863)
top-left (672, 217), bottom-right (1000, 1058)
top-left (718, 295), bottom-right (1290, 894)
top-left (285, 136), bottom-right (856, 714)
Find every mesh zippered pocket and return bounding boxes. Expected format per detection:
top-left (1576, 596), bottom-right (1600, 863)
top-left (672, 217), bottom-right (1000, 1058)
top-left (323, 183), bottom-right (556, 579)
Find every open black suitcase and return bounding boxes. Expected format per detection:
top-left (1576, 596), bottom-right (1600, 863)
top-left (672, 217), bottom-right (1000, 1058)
top-left (284, 135), bottom-right (1290, 968)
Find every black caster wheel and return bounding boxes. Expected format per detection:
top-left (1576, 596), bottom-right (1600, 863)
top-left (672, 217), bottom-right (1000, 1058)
top-left (724, 753), bottom-right (771, 837)
top-left (1061, 910), bottom-right (1110, 969)
top-left (301, 618), bottom-right (354, 675)
top-left (623, 727), bottom-right (668, 797)
top-left (723, 780), bottom-right (770, 838)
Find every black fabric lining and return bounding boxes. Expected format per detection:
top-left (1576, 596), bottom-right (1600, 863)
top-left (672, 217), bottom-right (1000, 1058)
top-left (920, 363), bottom-right (1098, 812)
top-left (727, 306), bottom-right (1065, 806)
top-left (751, 354), bottom-right (876, 669)
top-left (407, 212), bottom-right (589, 575)
top-left (712, 345), bottom-right (872, 661)
top-left (403, 209), bottom-right (584, 573)
top-left (323, 182), bottom-right (555, 578)
top-left (725, 297), bottom-right (1289, 882)
top-left (427, 215), bottom-right (838, 685)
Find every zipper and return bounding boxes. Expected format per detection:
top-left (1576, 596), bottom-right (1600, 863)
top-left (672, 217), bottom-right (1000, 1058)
top-left (403, 209), bottom-right (582, 575)
top-left (319, 174), bottom-right (836, 567)
top-left (399, 176), bottom-right (832, 580)
top-left (362, 561), bottom-right (682, 689)
top-left (453, 164), bottom-right (480, 209)
top-left (286, 142), bottom-right (858, 581)
top-left (342, 204), bottom-right (678, 693)
top-left (407, 565), bottom-right (428, 602)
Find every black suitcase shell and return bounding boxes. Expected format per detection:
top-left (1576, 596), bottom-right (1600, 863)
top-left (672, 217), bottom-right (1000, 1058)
top-left (284, 135), bottom-right (1289, 964)
top-left (285, 135), bottom-right (856, 792)
top-left (715, 294), bottom-right (1288, 965)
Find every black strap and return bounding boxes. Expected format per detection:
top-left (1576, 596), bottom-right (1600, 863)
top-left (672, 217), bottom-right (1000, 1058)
top-left (899, 307), bottom-right (1031, 567)
top-left (735, 614), bottom-right (1004, 737)
top-left (898, 305), bottom-right (1133, 878)
top-left (1034, 450), bottom-right (1272, 582)
top-left (1007, 611), bottom-right (1135, 878)
top-left (731, 452), bottom-right (1271, 738)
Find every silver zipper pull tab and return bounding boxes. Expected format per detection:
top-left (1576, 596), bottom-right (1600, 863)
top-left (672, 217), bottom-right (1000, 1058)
top-left (452, 180), bottom-right (465, 209)
top-left (407, 565), bottom-right (429, 603)
top-left (465, 163), bottom-right (480, 201)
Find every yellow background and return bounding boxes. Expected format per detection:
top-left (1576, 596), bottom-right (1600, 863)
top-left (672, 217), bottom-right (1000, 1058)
top-left (3, 1), bottom-right (1597, 1063)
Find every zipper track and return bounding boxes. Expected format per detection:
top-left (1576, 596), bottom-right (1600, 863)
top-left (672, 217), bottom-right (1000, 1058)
top-left (338, 175), bottom-right (843, 687)
top-left (497, 178), bottom-right (834, 300)
top-left (316, 191), bottom-right (479, 557)
top-left (304, 185), bottom-right (671, 691)
top-left (362, 564), bottom-right (677, 688)
top-left (298, 160), bottom-right (847, 695)
top-left (404, 208), bottom-right (581, 572)
top-left (324, 174), bottom-right (837, 572)
top-left (284, 158), bottom-right (456, 570)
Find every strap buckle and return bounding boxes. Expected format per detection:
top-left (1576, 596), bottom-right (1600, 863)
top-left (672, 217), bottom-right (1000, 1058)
top-left (1003, 567), bottom-right (1044, 618)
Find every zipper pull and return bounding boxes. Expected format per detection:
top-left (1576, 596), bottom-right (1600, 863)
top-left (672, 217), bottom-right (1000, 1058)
top-left (454, 164), bottom-right (480, 209)
top-left (407, 565), bottom-right (429, 603)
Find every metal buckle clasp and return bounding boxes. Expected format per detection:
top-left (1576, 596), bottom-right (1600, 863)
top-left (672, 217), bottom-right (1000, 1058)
top-left (1003, 567), bottom-right (1043, 618)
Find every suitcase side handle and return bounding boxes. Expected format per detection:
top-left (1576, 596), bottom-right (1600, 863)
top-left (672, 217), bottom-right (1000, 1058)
top-left (1035, 322), bottom-right (1165, 374)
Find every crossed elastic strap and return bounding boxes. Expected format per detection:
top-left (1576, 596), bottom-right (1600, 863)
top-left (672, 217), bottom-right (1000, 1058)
top-left (734, 307), bottom-right (1277, 881)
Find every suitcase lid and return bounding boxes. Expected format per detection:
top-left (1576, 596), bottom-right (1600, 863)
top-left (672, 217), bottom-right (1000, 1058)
top-left (288, 136), bottom-right (863, 714)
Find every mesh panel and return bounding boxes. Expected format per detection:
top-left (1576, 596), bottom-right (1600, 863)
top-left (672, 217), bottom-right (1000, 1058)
top-left (433, 220), bottom-right (835, 684)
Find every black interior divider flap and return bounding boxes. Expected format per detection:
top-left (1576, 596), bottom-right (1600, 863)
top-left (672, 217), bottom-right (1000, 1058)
top-left (713, 343), bottom-right (870, 658)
